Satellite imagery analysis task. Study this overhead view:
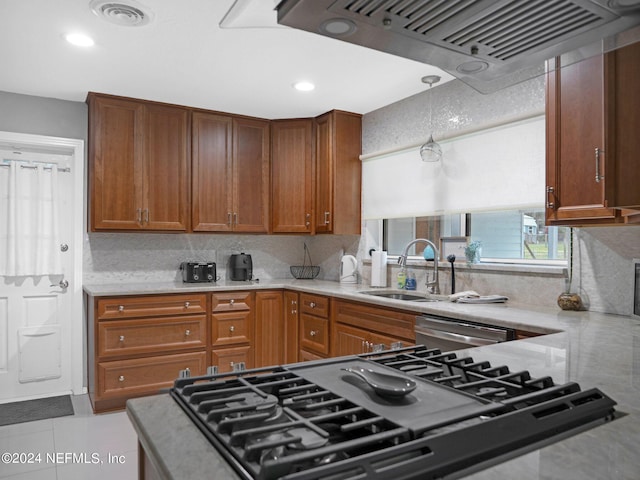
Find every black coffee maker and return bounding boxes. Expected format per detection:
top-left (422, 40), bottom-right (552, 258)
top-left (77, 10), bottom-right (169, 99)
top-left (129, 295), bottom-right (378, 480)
top-left (229, 253), bottom-right (253, 281)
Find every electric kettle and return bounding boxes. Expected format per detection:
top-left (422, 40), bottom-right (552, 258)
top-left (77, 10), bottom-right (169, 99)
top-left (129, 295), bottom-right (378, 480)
top-left (340, 255), bottom-right (358, 284)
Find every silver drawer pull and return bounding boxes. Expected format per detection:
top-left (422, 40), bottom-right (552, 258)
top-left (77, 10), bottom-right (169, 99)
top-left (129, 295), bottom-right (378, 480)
top-left (309, 302), bottom-right (316, 308)
top-left (229, 325), bottom-right (235, 333)
top-left (184, 301), bottom-right (190, 308)
top-left (119, 335), bottom-right (125, 342)
top-left (185, 329), bottom-right (191, 336)
top-left (118, 375), bottom-right (125, 382)
top-left (229, 299), bottom-right (235, 305)
top-left (232, 362), bottom-right (246, 372)
top-left (179, 368), bottom-right (190, 378)
top-left (118, 305), bottom-right (124, 312)
top-left (310, 330), bottom-right (318, 337)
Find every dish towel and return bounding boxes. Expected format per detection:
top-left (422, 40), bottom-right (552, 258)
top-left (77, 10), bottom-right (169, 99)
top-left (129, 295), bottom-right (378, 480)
top-left (449, 291), bottom-right (509, 303)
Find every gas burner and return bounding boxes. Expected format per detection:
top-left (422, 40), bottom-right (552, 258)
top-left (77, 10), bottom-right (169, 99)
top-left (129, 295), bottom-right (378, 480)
top-left (171, 345), bottom-right (617, 480)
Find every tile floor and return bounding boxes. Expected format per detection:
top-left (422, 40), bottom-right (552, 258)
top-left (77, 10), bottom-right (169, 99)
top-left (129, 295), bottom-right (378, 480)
top-left (0, 395), bottom-right (138, 480)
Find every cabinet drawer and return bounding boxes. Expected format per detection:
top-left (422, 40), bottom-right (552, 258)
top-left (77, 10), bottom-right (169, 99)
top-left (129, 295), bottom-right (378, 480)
top-left (98, 315), bottom-right (207, 358)
top-left (211, 346), bottom-right (254, 373)
top-left (212, 311), bottom-right (252, 347)
top-left (299, 293), bottom-right (329, 318)
top-left (97, 294), bottom-right (206, 320)
top-left (212, 292), bottom-right (253, 312)
top-left (299, 314), bottom-right (329, 355)
top-left (97, 352), bottom-right (206, 397)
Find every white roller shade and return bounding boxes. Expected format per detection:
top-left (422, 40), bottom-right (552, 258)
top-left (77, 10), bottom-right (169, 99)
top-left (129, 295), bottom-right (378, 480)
top-left (362, 116), bottom-right (545, 219)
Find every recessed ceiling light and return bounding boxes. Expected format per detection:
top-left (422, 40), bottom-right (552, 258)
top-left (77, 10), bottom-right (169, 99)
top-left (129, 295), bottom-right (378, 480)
top-left (65, 33), bottom-right (95, 47)
top-left (293, 81), bottom-right (315, 92)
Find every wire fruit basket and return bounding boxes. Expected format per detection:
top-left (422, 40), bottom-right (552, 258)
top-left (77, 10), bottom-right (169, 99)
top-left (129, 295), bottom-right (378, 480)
top-left (290, 243), bottom-right (320, 279)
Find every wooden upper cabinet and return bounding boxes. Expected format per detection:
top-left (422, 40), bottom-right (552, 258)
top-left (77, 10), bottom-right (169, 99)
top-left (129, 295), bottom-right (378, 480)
top-left (192, 112), bottom-right (270, 232)
top-left (314, 111), bottom-right (362, 234)
top-left (191, 112), bottom-right (233, 232)
top-left (88, 93), bottom-right (189, 231)
top-left (271, 119), bottom-right (313, 233)
top-left (144, 104), bottom-right (190, 230)
top-left (233, 117), bottom-right (271, 232)
top-left (545, 41), bottom-right (640, 226)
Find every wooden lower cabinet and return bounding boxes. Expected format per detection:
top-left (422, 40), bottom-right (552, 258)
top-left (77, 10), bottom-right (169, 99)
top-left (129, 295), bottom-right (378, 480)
top-left (255, 290), bottom-right (285, 368)
top-left (98, 352), bottom-right (206, 398)
top-left (88, 293), bottom-right (209, 413)
top-left (211, 291), bottom-right (254, 371)
top-left (297, 293), bottom-right (330, 360)
top-left (331, 299), bottom-right (415, 357)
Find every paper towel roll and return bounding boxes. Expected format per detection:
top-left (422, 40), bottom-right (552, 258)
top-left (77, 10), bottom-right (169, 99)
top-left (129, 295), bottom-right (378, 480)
top-left (371, 250), bottom-right (388, 287)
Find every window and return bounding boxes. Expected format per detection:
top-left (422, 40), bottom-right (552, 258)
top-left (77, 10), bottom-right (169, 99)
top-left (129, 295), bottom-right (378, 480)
top-left (382, 209), bottom-right (567, 264)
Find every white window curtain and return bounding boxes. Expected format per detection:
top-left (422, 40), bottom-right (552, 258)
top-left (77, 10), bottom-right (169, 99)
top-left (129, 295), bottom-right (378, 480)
top-left (361, 116), bottom-right (545, 219)
top-left (0, 162), bottom-right (62, 276)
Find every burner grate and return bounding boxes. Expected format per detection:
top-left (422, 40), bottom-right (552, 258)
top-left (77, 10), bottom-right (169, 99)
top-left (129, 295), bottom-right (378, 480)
top-left (171, 345), bottom-right (617, 480)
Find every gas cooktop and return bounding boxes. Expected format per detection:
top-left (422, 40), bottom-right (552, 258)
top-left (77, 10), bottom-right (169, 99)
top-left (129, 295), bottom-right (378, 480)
top-left (170, 345), bottom-right (617, 480)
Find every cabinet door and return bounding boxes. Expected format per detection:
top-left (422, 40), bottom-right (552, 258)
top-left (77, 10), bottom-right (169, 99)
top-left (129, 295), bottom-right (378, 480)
top-left (314, 111), bottom-right (362, 234)
top-left (255, 291), bottom-right (284, 367)
top-left (333, 323), bottom-right (368, 357)
top-left (144, 104), bottom-right (189, 230)
top-left (192, 112), bottom-right (233, 231)
top-left (546, 55), bottom-right (619, 224)
top-left (314, 112), bottom-right (333, 233)
top-left (89, 95), bottom-right (144, 230)
top-left (271, 119), bottom-right (313, 233)
top-left (233, 117), bottom-right (270, 232)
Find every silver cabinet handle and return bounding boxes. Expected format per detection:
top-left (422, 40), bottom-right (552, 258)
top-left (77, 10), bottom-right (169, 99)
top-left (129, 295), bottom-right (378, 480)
top-left (229, 325), bottom-right (235, 333)
top-left (595, 148), bottom-right (604, 183)
top-left (324, 211), bottom-right (330, 225)
top-left (119, 335), bottom-right (125, 342)
top-left (143, 208), bottom-right (149, 224)
top-left (305, 213), bottom-right (311, 227)
top-left (309, 302), bottom-right (316, 308)
top-left (229, 299), bottom-right (235, 305)
top-left (185, 329), bottom-right (191, 336)
top-left (227, 212), bottom-right (232, 226)
top-left (136, 208), bottom-right (142, 224)
top-left (118, 305), bottom-right (124, 312)
top-left (233, 212), bottom-right (238, 225)
top-left (118, 375), bottom-right (125, 382)
top-left (310, 330), bottom-right (317, 337)
top-left (546, 186), bottom-right (554, 209)
top-left (184, 301), bottom-right (190, 308)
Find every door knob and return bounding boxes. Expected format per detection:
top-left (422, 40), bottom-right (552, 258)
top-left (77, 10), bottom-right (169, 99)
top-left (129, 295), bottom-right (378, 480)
top-left (50, 280), bottom-right (69, 289)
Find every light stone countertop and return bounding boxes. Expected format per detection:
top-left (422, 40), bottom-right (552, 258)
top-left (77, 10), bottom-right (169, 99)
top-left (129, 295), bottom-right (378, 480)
top-left (94, 279), bottom-right (640, 479)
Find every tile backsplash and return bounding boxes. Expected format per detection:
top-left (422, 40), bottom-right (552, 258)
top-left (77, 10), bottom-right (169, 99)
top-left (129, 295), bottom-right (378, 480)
top-left (83, 233), bottom-right (360, 285)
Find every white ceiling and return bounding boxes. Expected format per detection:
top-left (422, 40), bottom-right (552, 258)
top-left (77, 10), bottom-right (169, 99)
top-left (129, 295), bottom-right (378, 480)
top-left (0, 0), bottom-right (454, 119)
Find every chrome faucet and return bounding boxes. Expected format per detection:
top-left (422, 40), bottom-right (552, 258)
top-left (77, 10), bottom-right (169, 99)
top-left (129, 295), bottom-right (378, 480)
top-left (398, 238), bottom-right (440, 295)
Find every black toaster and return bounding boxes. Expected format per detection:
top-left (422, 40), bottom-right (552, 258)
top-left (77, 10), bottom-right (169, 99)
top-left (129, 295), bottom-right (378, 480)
top-left (180, 262), bottom-right (216, 283)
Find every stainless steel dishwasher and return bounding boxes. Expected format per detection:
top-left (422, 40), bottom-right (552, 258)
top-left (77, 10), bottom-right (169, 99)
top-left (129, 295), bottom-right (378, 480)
top-left (415, 314), bottom-right (516, 351)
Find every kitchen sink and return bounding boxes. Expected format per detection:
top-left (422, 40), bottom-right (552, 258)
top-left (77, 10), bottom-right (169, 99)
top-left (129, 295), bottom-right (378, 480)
top-left (360, 290), bottom-right (446, 302)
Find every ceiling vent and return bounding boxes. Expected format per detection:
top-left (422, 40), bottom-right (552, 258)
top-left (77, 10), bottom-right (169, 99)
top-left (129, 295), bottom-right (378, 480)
top-left (89, 0), bottom-right (153, 27)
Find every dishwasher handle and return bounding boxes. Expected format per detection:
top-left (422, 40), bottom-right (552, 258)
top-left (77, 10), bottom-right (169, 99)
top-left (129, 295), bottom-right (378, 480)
top-left (415, 325), bottom-right (500, 347)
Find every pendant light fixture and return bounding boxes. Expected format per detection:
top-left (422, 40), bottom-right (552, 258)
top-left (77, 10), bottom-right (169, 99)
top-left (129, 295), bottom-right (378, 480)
top-left (420, 75), bottom-right (442, 163)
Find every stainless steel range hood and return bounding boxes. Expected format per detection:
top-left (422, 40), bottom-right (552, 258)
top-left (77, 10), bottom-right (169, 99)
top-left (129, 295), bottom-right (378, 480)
top-left (276, 0), bottom-right (640, 93)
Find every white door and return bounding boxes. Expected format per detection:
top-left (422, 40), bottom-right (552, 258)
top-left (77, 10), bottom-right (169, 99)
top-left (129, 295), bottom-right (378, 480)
top-left (0, 132), bottom-right (84, 403)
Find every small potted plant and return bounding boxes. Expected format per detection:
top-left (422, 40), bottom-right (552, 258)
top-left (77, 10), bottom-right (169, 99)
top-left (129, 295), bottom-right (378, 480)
top-left (557, 228), bottom-right (584, 311)
top-left (464, 240), bottom-right (482, 265)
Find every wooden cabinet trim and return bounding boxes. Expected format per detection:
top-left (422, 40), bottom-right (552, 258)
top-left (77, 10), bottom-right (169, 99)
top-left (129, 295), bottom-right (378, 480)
top-left (331, 299), bottom-right (416, 341)
top-left (299, 314), bottom-right (329, 355)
